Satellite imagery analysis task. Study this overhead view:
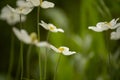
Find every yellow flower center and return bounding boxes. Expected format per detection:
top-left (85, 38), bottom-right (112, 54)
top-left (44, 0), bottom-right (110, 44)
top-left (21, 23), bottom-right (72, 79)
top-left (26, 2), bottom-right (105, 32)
top-left (19, 8), bottom-right (23, 11)
top-left (58, 47), bottom-right (65, 52)
top-left (30, 32), bottom-right (38, 43)
top-left (49, 25), bottom-right (55, 31)
top-left (104, 22), bottom-right (112, 27)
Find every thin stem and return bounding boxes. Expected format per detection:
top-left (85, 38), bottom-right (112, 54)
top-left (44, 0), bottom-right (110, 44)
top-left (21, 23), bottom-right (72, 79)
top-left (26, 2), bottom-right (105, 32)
top-left (7, 32), bottom-right (14, 80)
top-left (26, 45), bottom-right (32, 79)
top-left (54, 54), bottom-right (62, 80)
top-left (37, 6), bottom-right (42, 80)
top-left (15, 57), bottom-right (21, 80)
top-left (20, 40), bottom-right (24, 80)
top-left (38, 48), bottom-right (42, 80)
top-left (20, 14), bottom-right (24, 80)
top-left (37, 6), bottom-right (40, 41)
top-left (44, 32), bottom-right (50, 80)
top-left (105, 31), bottom-right (111, 78)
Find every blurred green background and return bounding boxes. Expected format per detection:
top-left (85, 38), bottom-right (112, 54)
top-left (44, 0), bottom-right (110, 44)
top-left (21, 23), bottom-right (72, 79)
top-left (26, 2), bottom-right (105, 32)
top-left (0, 0), bottom-right (120, 80)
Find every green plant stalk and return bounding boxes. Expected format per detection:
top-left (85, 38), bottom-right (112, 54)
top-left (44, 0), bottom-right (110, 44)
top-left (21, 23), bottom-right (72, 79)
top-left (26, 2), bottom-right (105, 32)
top-left (105, 31), bottom-right (112, 78)
top-left (26, 45), bottom-right (32, 79)
top-left (20, 14), bottom-right (24, 80)
top-left (20, 42), bottom-right (23, 80)
top-left (7, 32), bottom-right (14, 80)
top-left (15, 57), bottom-right (21, 80)
top-left (54, 54), bottom-right (62, 80)
top-left (44, 32), bottom-right (50, 80)
top-left (37, 6), bottom-right (42, 80)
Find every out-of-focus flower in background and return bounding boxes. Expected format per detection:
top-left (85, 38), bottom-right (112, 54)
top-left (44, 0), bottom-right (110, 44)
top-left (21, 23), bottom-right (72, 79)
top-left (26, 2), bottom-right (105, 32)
top-left (26, 0), bottom-right (54, 8)
top-left (111, 27), bottom-right (120, 40)
top-left (40, 1), bottom-right (55, 8)
top-left (39, 20), bottom-right (64, 33)
top-left (13, 27), bottom-right (50, 47)
top-left (0, 6), bottom-right (26, 25)
top-left (17, 0), bottom-right (34, 8)
top-left (7, 5), bottom-right (33, 15)
top-left (88, 18), bottom-right (120, 32)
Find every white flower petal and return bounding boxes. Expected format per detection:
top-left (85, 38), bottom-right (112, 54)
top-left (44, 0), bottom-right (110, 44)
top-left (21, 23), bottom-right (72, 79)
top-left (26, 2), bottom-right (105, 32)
top-left (0, 6), bottom-right (26, 25)
top-left (7, 5), bottom-right (16, 13)
top-left (110, 32), bottom-right (118, 40)
top-left (20, 29), bottom-right (31, 43)
top-left (50, 45), bottom-right (60, 53)
top-left (39, 20), bottom-right (49, 30)
top-left (13, 27), bottom-right (31, 44)
top-left (88, 26), bottom-right (105, 32)
top-left (113, 23), bottom-right (120, 29)
top-left (35, 41), bottom-right (50, 47)
top-left (41, 1), bottom-right (55, 8)
top-left (20, 7), bottom-right (33, 15)
top-left (62, 51), bottom-right (76, 55)
top-left (16, 0), bottom-right (33, 7)
top-left (56, 28), bottom-right (64, 32)
top-left (110, 18), bottom-right (119, 26)
top-left (13, 27), bottom-right (23, 41)
top-left (27, 0), bottom-right (40, 6)
top-left (7, 4), bottom-right (33, 15)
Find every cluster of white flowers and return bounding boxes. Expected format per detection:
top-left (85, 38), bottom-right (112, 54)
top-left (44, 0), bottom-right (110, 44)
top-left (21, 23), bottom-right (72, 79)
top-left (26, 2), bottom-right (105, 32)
top-left (88, 18), bottom-right (120, 40)
top-left (13, 27), bottom-right (75, 55)
top-left (0, 0), bottom-right (55, 25)
top-left (0, 6), bottom-right (26, 25)
top-left (3, 0), bottom-right (76, 56)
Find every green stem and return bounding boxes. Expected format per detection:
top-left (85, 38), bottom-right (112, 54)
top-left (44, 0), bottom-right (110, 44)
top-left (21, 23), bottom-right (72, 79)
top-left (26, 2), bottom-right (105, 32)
top-left (7, 32), bottom-right (14, 80)
top-left (20, 40), bottom-right (24, 80)
top-left (37, 6), bottom-right (42, 80)
top-left (20, 14), bottom-right (24, 80)
top-left (105, 31), bottom-right (111, 78)
top-left (37, 6), bottom-right (40, 41)
top-left (54, 54), bottom-right (62, 80)
top-left (15, 57), bottom-right (21, 80)
top-left (44, 32), bottom-right (50, 80)
top-left (38, 48), bottom-right (42, 80)
top-left (26, 45), bottom-right (32, 79)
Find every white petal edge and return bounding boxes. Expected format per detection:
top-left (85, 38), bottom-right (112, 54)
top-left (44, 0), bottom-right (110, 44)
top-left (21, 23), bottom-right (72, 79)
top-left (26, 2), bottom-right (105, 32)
top-left (39, 20), bottom-right (49, 30)
top-left (50, 45), bottom-right (60, 53)
top-left (62, 51), bottom-right (76, 56)
top-left (41, 1), bottom-right (55, 8)
top-left (35, 41), bottom-right (50, 47)
top-left (88, 26), bottom-right (104, 32)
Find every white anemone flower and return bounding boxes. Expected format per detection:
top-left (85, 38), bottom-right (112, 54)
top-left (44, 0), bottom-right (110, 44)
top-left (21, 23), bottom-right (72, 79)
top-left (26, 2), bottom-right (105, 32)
top-left (13, 27), bottom-right (50, 47)
top-left (26, 0), bottom-right (40, 7)
top-left (88, 18), bottom-right (120, 32)
top-left (110, 27), bottom-right (120, 40)
top-left (7, 5), bottom-right (33, 15)
top-left (17, 0), bottom-right (34, 8)
top-left (39, 20), bottom-right (64, 33)
top-left (0, 6), bottom-right (26, 25)
top-left (50, 45), bottom-right (76, 56)
top-left (26, 0), bottom-right (54, 8)
top-left (41, 1), bottom-right (55, 8)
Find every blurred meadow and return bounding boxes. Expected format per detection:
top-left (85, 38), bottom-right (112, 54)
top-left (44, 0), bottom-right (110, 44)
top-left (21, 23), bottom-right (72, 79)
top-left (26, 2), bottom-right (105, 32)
top-left (0, 0), bottom-right (120, 80)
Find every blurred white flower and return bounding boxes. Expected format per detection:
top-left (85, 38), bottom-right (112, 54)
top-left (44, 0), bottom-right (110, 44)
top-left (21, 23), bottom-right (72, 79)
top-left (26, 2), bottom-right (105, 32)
top-left (39, 20), bottom-right (64, 32)
top-left (13, 27), bottom-right (50, 47)
top-left (7, 4), bottom-right (33, 15)
top-left (26, 0), bottom-right (40, 6)
top-left (88, 18), bottom-right (120, 32)
top-left (110, 27), bottom-right (120, 40)
top-left (17, 0), bottom-right (34, 8)
top-left (41, 1), bottom-right (55, 8)
top-left (0, 6), bottom-right (26, 25)
top-left (50, 45), bottom-right (76, 55)
top-left (26, 0), bottom-right (54, 8)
